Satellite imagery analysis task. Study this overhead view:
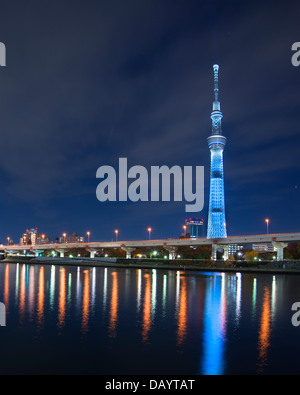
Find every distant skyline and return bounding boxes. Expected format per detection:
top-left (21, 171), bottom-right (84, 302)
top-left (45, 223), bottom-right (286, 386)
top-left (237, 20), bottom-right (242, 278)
top-left (0, 0), bottom-right (299, 243)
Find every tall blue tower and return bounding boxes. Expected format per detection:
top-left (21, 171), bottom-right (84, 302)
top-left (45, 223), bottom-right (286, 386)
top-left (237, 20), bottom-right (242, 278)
top-left (207, 64), bottom-right (227, 239)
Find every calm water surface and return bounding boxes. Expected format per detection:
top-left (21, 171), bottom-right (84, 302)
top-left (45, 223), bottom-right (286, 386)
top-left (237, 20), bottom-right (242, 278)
top-left (0, 262), bottom-right (300, 375)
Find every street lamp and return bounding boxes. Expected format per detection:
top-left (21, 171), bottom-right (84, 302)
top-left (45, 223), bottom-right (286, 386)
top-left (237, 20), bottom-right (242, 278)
top-left (7, 237), bottom-right (10, 245)
top-left (63, 233), bottom-right (66, 243)
top-left (115, 229), bottom-right (118, 241)
top-left (148, 227), bottom-right (152, 240)
top-left (42, 234), bottom-right (45, 244)
top-left (87, 231), bottom-right (90, 243)
top-left (265, 218), bottom-right (269, 234)
top-left (183, 225), bottom-right (187, 237)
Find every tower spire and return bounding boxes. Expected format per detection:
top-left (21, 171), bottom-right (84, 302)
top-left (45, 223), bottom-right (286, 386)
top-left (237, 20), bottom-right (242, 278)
top-left (213, 64), bottom-right (219, 102)
top-left (210, 64), bottom-right (223, 136)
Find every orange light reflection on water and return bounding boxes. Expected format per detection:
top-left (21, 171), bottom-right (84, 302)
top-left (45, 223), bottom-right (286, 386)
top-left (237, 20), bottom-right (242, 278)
top-left (142, 273), bottom-right (151, 343)
top-left (257, 286), bottom-right (271, 373)
top-left (19, 265), bottom-right (26, 323)
top-left (57, 268), bottom-right (66, 329)
top-left (37, 266), bottom-right (45, 327)
top-left (177, 275), bottom-right (187, 346)
top-left (81, 270), bottom-right (90, 335)
top-left (108, 272), bottom-right (118, 338)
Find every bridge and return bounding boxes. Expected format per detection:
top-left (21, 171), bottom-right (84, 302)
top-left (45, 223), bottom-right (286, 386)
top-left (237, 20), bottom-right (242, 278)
top-left (2, 232), bottom-right (300, 261)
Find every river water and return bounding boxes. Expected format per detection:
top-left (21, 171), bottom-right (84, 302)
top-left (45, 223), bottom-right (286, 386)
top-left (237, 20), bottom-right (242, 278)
top-left (0, 262), bottom-right (299, 375)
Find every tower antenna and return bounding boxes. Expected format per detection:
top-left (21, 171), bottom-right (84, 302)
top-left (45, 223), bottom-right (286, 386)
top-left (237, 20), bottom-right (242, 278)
top-left (213, 64), bottom-right (219, 101)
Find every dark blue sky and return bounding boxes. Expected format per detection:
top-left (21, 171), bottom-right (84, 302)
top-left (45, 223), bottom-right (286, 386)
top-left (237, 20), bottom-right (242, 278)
top-left (0, 0), bottom-right (299, 243)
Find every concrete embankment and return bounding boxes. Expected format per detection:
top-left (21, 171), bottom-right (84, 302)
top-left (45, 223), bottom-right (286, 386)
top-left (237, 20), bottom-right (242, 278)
top-left (2, 256), bottom-right (300, 274)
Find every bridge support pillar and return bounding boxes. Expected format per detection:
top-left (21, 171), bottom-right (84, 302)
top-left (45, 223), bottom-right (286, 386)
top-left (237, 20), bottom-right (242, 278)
top-left (211, 244), bottom-right (217, 260)
top-left (33, 250), bottom-right (44, 257)
top-left (222, 245), bottom-right (229, 261)
top-left (272, 242), bottom-right (288, 260)
top-left (86, 249), bottom-right (98, 258)
top-left (89, 250), bottom-right (96, 258)
top-left (164, 246), bottom-right (177, 260)
top-left (121, 247), bottom-right (136, 259)
top-left (56, 249), bottom-right (65, 258)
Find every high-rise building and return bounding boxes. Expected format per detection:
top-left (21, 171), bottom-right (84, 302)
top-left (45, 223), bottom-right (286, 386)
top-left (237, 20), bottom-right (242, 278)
top-left (20, 228), bottom-right (50, 245)
top-left (20, 228), bottom-right (37, 245)
top-left (207, 65), bottom-right (227, 239)
top-left (184, 218), bottom-right (204, 238)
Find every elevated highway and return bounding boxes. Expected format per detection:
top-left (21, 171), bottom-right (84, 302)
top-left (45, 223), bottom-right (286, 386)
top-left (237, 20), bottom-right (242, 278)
top-left (1, 232), bottom-right (300, 260)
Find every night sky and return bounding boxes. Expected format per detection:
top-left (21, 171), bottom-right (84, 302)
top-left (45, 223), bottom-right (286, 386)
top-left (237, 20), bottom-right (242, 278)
top-left (0, 0), bottom-right (299, 243)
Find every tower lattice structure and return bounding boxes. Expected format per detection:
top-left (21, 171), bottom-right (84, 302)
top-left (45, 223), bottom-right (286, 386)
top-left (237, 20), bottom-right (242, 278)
top-left (207, 64), bottom-right (227, 239)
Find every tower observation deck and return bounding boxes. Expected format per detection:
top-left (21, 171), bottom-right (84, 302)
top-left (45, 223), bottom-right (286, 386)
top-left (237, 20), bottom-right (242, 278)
top-left (207, 64), bottom-right (227, 239)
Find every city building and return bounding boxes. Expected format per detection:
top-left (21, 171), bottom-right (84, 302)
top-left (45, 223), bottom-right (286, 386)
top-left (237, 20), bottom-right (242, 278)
top-left (228, 244), bottom-right (243, 256)
top-left (207, 64), bottom-right (227, 239)
top-left (20, 228), bottom-right (50, 245)
top-left (252, 243), bottom-right (276, 253)
top-left (59, 232), bottom-right (84, 243)
top-left (183, 218), bottom-right (204, 238)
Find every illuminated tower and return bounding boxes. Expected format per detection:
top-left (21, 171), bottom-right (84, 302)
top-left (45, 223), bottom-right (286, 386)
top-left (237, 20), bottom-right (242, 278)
top-left (207, 64), bottom-right (227, 239)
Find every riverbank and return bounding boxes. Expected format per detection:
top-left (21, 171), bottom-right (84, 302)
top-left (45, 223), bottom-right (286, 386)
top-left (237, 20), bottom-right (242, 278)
top-left (2, 255), bottom-right (300, 274)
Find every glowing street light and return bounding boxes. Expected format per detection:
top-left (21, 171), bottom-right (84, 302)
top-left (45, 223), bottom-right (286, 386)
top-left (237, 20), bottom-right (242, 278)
top-left (87, 231), bottom-right (90, 243)
top-left (147, 227), bottom-right (152, 240)
top-left (63, 233), bottom-right (67, 243)
top-left (42, 234), bottom-right (45, 244)
top-left (115, 229), bottom-right (118, 241)
top-left (265, 218), bottom-right (269, 234)
top-left (183, 225), bottom-right (187, 237)
top-left (7, 237), bottom-right (10, 245)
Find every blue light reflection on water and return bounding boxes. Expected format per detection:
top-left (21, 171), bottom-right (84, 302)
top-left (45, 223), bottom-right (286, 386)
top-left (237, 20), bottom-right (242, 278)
top-left (0, 263), bottom-right (300, 374)
top-left (201, 273), bottom-right (226, 375)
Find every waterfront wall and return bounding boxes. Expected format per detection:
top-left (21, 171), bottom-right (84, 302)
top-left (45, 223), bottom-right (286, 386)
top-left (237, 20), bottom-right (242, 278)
top-left (1, 256), bottom-right (300, 274)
